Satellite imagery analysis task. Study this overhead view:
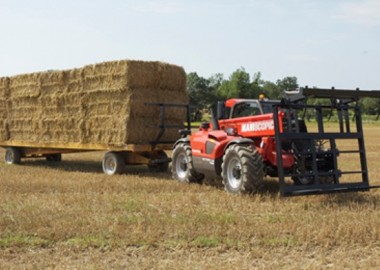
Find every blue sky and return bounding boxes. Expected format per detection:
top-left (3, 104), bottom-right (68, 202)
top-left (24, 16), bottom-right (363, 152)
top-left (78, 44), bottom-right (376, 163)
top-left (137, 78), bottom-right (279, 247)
top-left (0, 0), bottom-right (379, 89)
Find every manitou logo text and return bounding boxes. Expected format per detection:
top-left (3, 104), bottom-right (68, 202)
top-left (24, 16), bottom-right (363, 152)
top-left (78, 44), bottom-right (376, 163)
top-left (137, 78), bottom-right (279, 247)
top-left (241, 120), bottom-right (274, 132)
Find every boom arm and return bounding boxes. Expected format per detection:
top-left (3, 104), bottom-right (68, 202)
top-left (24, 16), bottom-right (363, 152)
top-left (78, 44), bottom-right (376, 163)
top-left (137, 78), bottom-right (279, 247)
top-left (284, 86), bottom-right (380, 104)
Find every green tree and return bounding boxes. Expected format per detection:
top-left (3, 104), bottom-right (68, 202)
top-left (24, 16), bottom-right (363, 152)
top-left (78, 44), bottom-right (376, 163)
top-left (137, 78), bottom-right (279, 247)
top-left (361, 97), bottom-right (380, 115)
top-left (186, 72), bottom-right (213, 108)
top-left (251, 72), bottom-right (263, 99)
top-left (217, 68), bottom-right (255, 99)
top-left (262, 81), bottom-right (281, 99)
top-left (185, 69), bottom-right (300, 117)
top-left (276, 76), bottom-right (299, 92)
top-left (208, 73), bottom-right (224, 100)
top-left (187, 72), bottom-right (223, 121)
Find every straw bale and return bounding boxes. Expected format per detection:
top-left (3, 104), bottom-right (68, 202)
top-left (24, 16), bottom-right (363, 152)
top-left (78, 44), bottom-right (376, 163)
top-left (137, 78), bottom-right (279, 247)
top-left (9, 73), bottom-right (40, 98)
top-left (125, 87), bottom-right (187, 144)
top-left (157, 63), bottom-right (187, 91)
top-left (0, 77), bottom-right (9, 98)
top-left (0, 77), bottom-right (9, 141)
top-left (8, 96), bottom-right (40, 119)
top-left (1, 60), bottom-right (187, 147)
top-left (39, 70), bottom-right (67, 95)
top-left (125, 61), bottom-right (160, 89)
top-left (66, 69), bottom-right (83, 93)
top-left (83, 61), bottom-right (128, 93)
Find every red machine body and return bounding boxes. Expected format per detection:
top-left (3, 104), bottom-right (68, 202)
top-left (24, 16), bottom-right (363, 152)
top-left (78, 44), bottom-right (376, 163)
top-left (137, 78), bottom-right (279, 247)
top-left (188, 98), bottom-right (294, 179)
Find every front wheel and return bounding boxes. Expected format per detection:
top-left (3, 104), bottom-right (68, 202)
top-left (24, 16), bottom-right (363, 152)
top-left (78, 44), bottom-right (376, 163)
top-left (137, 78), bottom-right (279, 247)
top-left (5, 147), bottom-right (22, 165)
top-left (222, 144), bottom-right (264, 194)
top-left (171, 143), bottom-right (203, 183)
top-left (102, 152), bottom-right (125, 175)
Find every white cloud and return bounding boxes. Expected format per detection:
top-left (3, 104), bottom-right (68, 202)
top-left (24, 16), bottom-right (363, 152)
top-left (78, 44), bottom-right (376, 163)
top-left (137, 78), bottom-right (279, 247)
top-left (336, 0), bottom-right (380, 26)
top-left (134, 1), bottom-right (184, 14)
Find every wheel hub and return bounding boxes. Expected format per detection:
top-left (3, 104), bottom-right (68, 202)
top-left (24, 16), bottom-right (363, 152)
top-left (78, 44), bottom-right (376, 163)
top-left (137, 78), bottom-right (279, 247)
top-left (176, 153), bottom-right (188, 179)
top-left (5, 152), bottom-right (14, 163)
top-left (232, 166), bottom-right (241, 179)
top-left (180, 159), bottom-right (187, 171)
top-left (105, 158), bottom-right (116, 173)
top-left (227, 157), bottom-right (242, 189)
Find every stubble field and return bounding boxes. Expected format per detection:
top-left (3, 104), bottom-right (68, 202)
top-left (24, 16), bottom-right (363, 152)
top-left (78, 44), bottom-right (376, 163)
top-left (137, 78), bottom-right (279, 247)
top-left (1, 124), bottom-right (380, 269)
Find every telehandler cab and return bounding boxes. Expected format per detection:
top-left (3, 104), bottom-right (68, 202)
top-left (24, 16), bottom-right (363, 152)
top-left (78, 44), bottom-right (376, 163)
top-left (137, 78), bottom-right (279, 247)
top-left (172, 87), bottom-right (380, 196)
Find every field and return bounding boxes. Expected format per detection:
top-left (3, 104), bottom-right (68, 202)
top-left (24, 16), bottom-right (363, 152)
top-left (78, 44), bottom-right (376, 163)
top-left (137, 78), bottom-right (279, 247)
top-left (1, 124), bottom-right (380, 269)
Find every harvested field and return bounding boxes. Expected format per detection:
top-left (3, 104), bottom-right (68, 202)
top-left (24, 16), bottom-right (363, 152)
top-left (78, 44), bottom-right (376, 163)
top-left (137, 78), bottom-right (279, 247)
top-left (0, 60), bottom-right (187, 147)
top-left (0, 124), bottom-right (380, 269)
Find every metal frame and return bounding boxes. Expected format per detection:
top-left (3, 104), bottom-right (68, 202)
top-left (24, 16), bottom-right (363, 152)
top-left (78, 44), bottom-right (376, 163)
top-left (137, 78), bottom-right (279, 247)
top-left (273, 87), bottom-right (380, 196)
top-left (145, 103), bottom-right (191, 148)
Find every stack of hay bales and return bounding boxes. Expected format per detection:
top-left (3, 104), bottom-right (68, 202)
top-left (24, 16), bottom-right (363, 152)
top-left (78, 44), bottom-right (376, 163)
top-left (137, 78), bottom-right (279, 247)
top-left (0, 60), bottom-right (188, 147)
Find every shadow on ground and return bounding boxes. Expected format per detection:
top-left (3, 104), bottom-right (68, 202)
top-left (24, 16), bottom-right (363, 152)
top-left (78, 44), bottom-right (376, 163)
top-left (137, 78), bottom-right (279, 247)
top-left (320, 192), bottom-right (380, 207)
top-left (20, 158), bottom-right (173, 181)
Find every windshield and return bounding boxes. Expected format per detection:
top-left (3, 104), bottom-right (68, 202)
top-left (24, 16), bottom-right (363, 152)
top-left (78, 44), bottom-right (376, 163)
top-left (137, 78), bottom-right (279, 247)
top-left (260, 103), bottom-right (274, 114)
top-left (231, 102), bottom-right (262, 118)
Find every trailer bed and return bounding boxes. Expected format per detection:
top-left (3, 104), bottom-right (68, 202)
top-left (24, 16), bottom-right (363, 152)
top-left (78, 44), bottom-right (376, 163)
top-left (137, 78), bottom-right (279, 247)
top-left (0, 141), bottom-right (172, 154)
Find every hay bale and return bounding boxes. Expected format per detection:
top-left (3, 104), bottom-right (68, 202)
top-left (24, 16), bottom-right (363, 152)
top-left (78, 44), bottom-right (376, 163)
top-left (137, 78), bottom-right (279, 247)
top-left (0, 60), bottom-right (188, 147)
top-left (0, 77), bottom-right (9, 98)
top-left (39, 70), bottom-right (67, 95)
top-left (9, 73), bottom-right (40, 98)
top-left (0, 77), bottom-right (9, 141)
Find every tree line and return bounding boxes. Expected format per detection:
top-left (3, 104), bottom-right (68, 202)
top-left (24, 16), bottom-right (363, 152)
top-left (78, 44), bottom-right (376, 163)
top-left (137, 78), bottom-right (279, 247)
top-left (186, 68), bottom-right (380, 121)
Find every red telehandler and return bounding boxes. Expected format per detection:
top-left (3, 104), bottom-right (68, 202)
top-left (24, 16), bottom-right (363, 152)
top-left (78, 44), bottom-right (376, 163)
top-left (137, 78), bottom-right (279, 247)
top-left (171, 87), bottom-right (380, 196)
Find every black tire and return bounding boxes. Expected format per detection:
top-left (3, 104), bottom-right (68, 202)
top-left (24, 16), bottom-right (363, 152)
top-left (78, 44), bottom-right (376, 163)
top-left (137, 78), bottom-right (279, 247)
top-left (292, 155), bottom-right (315, 185)
top-left (222, 144), bottom-right (264, 194)
top-left (292, 175), bottom-right (314, 185)
top-left (46, 153), bottom-right (62, 162)
top-left (102, 152), bottom-right (125, 175)
top-left (171, 143), bottom-right (203, 183)
top-left (148, 151), bottom-right (169, 172)
top-left (5, 147), bottom-right (22, 165)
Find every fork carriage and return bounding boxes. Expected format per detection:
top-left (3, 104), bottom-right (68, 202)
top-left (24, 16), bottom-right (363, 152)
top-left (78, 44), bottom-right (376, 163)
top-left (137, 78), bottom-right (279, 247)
top-left (274, 87), bottom-right (380, 196)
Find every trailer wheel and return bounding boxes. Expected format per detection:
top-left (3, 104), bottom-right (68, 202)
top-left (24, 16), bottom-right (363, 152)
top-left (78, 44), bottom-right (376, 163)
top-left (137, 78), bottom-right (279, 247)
top-left (102, 152), bottom-right (125, 175)
top-left (148, 151), bottom-right (169, 172)
top-left (172, 143), bottom-right (203, 183)
top-left (5, 147), bottom-right (22, 165)
top-left (222, 144), bottom-right (264, 194)
top-left (46, 154), bottom-right (62, 162)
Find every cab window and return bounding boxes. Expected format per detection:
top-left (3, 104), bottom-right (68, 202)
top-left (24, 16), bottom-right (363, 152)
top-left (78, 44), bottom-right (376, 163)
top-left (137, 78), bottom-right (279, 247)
top-left (260, 103), bottom-right (273, 114)
top-left (231, 102), bottom-right (261, 118)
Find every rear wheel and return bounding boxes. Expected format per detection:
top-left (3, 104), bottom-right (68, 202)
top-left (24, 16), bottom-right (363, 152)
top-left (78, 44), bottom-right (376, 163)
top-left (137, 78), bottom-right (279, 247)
top-left (171, 143), bottom-right (203, 183)
top-left (102, 152), bottom-right (125, 175)
top-left (5, 147), bottom-right (22, 165)
top-left (46, 153), bottom-right (62, 162)
top-left (222, 144), bottom-right (264, 194)
top-left (148, 150), bottom-right (169, 172)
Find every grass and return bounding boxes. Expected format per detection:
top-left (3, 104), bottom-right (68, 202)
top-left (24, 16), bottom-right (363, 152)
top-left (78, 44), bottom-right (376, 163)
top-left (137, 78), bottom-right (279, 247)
top-left (1, 124), bottom-right (380, 269)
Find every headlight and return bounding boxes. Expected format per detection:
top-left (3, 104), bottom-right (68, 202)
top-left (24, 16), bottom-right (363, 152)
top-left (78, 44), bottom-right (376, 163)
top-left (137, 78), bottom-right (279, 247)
top-left (225, 127), bottom-right (237, 136)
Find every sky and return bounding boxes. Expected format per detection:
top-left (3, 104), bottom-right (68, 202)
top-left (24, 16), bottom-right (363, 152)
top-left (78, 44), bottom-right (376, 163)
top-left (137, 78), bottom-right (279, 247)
top-left (0, 0), bottom-right (379, 89)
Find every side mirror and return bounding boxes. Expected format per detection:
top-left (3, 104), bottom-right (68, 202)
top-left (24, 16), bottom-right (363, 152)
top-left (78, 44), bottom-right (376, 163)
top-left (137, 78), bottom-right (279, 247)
top-left (217, 101), bottom-right (225, 120)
